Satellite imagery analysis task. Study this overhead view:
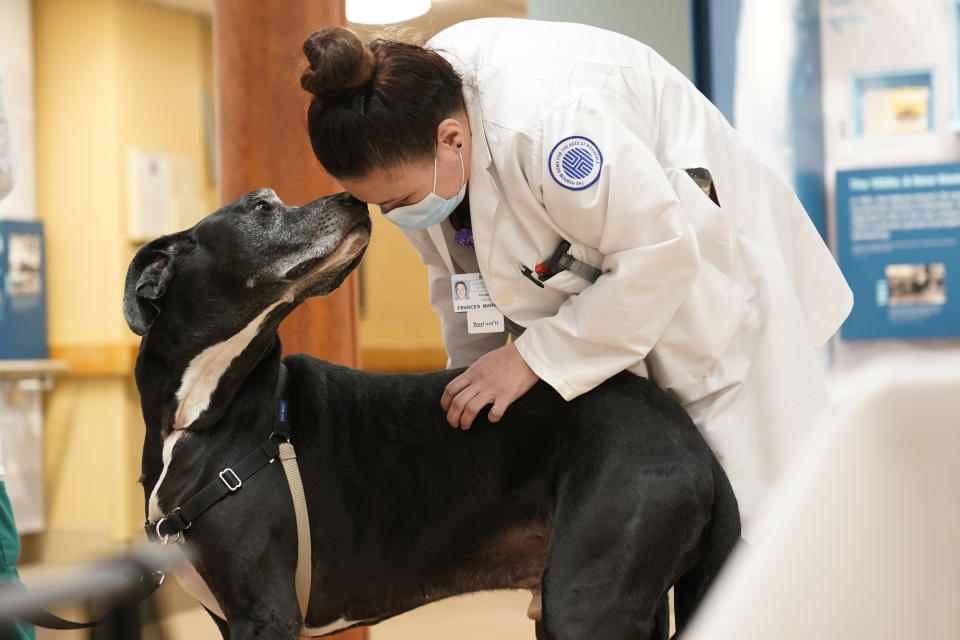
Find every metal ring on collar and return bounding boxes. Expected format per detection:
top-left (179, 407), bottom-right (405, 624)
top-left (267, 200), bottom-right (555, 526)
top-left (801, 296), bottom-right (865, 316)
top-left (155, 517), bottom-right (181, 545)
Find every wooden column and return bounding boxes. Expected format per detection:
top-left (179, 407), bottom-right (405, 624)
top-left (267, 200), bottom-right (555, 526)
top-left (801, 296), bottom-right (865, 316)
top-left (214, 0), bottom-right (360, 368)
top-left (214, 2), bottom-right (366, 639)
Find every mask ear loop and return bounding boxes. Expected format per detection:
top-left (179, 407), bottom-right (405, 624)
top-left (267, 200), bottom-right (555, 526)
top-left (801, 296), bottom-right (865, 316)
top-left (457, 148), bottom-right (465, 187)
top-left (456, 141), bottom-right (465, 186)
top-left (434, 142), bottom-right (467, 194)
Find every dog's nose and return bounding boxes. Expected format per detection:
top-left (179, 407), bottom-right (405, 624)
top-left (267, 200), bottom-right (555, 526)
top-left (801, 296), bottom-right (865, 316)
top-left (342, 192), bottom-right (366, 206)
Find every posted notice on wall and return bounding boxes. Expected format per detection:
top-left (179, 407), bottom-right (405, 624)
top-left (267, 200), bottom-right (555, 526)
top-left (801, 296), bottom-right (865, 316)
top-left (0, 220), bottom-right (48, 359)
top-left (836, 162), bottom-right (960, 340)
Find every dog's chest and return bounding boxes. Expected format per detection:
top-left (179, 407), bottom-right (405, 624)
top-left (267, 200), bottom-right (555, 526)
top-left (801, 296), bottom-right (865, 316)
top-left (148, 429), bottom-right (186, 522)
top-left (169, 541), bottom-right (227, 620)
top-left (144, 430), bottom-right (228, 619)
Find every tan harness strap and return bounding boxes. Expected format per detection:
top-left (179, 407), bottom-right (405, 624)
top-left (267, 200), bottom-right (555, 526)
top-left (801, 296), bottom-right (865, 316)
top-left (278, 442), bottom-right (311, 621)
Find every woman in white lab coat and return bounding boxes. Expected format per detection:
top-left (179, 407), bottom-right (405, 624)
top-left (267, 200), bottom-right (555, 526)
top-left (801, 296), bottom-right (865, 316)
top-left (300, 18), bottom-right (853, 540)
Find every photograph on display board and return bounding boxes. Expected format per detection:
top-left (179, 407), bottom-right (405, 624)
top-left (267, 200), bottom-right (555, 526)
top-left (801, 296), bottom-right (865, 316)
top-left (885, 263), bottom-right (946, 307)
top-left (852, 70), bottom-right (934, 137)
top-left (8, 232), bottom-right (42, 296)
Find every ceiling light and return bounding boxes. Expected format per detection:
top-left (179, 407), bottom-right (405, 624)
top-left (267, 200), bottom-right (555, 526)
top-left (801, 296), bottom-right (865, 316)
top-left (346, 0), bottom-right (431, 24)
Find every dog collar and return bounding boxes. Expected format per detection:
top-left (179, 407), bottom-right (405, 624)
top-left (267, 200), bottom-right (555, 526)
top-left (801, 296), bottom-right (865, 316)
top-left (146, 364), bottom-right (292, 541)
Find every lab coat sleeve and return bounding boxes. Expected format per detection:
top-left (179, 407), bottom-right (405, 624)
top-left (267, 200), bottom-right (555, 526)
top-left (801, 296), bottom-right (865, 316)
top-left (513, 90), bottom-right (701, 400)
top-left (399, 226), bottom-right (509, 368)
top-left (0, 82), bottom-right (14, 201)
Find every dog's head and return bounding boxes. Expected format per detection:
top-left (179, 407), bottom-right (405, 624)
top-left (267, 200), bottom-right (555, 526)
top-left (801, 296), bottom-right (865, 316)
top-left (123, 189), bottom-right (371, 341)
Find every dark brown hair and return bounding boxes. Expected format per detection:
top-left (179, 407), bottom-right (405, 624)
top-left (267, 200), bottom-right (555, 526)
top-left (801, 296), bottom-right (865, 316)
top-left (301, 27), bottom-right (464, 179)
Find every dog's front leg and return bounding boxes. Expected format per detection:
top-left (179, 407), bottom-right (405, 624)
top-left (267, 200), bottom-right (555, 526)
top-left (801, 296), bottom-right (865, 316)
top-left (205, 545), bottom-right (302, 639)
top-left (218, 565), bottom-right (302, 640)
top-left (227, 617), bottom-right (300, 640)
top-left (222, 585), bottom-right (301, 640)
top-left (219, 576), bottom-right (301, 640)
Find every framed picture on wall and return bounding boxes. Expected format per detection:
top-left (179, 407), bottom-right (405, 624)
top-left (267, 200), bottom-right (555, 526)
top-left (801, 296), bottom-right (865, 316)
top-left (851, 69), bottom-right (934, 137)
top-left (0, 220), bottom-right (48, 359)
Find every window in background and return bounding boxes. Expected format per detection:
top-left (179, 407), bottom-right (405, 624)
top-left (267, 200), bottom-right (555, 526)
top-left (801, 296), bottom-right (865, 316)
top-left (851, 69), bottom-right (934, 137)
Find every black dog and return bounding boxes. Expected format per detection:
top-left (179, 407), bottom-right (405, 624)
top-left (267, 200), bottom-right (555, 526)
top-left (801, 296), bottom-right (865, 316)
top-left (123, 188), bottom-right (739, 639)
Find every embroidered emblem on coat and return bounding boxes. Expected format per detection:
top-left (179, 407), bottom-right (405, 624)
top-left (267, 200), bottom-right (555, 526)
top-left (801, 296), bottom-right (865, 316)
top-left (548, 136), bottom-right (603, 190)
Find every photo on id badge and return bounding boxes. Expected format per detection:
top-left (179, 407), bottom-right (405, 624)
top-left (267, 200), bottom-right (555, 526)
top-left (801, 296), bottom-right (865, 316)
top-left (451, 273), bottom-right (492, 313)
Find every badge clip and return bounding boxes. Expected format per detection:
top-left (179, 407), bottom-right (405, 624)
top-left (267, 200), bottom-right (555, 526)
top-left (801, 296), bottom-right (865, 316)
top-left (520, 264), bottom-right (545, 288)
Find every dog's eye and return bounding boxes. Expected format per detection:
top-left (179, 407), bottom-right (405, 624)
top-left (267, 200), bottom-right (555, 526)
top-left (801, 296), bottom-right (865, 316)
top-left (253, 200), bottom-right (272, 212)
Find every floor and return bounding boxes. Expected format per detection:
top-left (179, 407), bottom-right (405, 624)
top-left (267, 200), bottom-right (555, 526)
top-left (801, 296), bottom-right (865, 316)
top-left (18, 532), bottom-right (535, 640)
top-left (21, 555), bottom-right (676, 639)
top-left (18, 535), bottom-right (674, 640)
top-left (22, 566), bottom-right (534, 640)
top-left (160, 590), bottom-right (535, 640)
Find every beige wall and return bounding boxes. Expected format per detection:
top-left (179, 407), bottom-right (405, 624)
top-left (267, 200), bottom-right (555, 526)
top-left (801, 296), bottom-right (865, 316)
top-left (34, 0), bottom-right (213, 543)
top-left (37, 0), bottom-right (214, 347)
top-left (358, 209), bottom-right (441, 347)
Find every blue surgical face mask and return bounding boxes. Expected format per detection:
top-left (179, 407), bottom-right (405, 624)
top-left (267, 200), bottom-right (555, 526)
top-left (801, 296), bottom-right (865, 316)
top-left (382, 147), bottom-right (466, 229)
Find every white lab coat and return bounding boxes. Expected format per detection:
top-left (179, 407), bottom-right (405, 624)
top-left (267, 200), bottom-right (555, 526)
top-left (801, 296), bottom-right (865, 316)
top-left (402, 18), bottom-right (852, 540)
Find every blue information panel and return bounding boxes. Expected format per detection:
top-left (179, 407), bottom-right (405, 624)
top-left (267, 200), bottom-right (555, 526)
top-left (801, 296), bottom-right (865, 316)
top-left (836, 163), bottom-right (960, 340)
top-left (0, 220), bottom-right (48, 359)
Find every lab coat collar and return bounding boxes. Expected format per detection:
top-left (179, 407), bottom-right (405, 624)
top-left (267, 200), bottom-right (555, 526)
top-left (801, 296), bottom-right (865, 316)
top-left (429, 36), bottom-right (493, 171)
top-left (460, 71), bottom-right (499, 274)
top-left (428, 47), bottom-right (500, 276)
top-left (453, 66), bottom-right (493, 172)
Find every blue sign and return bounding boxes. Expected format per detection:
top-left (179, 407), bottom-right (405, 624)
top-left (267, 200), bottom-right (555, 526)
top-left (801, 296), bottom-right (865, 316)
top-left (0, 220), bottom-right (48, 359)
top-left (836, 163), bottom-right (960, 339)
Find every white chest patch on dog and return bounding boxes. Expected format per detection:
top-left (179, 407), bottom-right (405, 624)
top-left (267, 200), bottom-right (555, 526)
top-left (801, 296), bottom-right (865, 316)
top-left (303, 618), bottom-right (359, 636)
top-left (148, 429), bottom-right (186, 522)
top-left (147, 429), bottom-right (225, 620)
top-left (174, 295), bottom-right (292, 429)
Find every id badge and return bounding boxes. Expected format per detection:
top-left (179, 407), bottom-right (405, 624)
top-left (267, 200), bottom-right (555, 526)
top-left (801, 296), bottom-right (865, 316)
top-left (467, 308), bottom-right (505, 334)
top-left (451, 273), bottom-right (504, 334)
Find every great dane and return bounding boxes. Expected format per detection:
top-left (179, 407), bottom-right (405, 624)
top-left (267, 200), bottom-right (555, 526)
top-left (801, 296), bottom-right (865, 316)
top-left (123, 188), bottom-right (739, 639)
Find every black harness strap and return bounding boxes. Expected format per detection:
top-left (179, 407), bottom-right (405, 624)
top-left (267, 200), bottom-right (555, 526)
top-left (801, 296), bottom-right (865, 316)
top-left (146, 435), bottom-right (285, 542)
top-left (146, 363), bottom-right (291, 542)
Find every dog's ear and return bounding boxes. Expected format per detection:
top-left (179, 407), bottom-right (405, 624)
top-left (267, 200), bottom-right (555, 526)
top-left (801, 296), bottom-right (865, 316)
top-left (123, 231), bottom-right (195, 336)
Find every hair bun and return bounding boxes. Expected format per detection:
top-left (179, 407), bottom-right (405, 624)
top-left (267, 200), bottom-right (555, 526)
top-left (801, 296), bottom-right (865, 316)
top-left (301, 27), bottom-right (376, 99)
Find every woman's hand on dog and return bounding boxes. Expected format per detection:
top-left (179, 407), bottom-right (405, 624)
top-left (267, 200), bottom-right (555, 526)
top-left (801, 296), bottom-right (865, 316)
top-left (442, 343), bottom-right (540, 429)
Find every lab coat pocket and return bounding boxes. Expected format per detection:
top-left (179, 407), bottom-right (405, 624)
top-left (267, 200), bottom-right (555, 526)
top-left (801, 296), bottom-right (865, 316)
top-left (542, 242), bottom-right (603, 294)
top-left (542, 270), bottom-right (592, 294)
top-left (649, 260), bottom-right (747, 383)
top-left (667, 167), bottom-right (737, 277)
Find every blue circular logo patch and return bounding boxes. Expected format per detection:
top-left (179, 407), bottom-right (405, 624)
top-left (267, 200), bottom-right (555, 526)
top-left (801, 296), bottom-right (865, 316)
top-left (549, 136), bottom-right (603, 191)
